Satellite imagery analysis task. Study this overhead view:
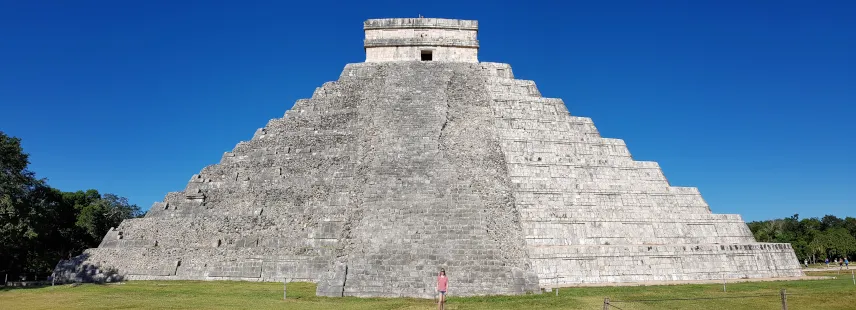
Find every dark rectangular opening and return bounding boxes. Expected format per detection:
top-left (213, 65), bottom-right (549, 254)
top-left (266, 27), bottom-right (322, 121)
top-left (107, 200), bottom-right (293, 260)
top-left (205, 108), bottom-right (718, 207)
top-left (421, 50), bottom-right (432, 61)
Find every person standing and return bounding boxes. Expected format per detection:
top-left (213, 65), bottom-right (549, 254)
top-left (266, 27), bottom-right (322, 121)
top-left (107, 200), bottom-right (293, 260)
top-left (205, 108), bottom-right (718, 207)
top-left (846, 257), bottom-right (850, 270)
top-left (437, 269), bottom-right (448, 310)
top-left (825, 257), bottom-right (830, 268)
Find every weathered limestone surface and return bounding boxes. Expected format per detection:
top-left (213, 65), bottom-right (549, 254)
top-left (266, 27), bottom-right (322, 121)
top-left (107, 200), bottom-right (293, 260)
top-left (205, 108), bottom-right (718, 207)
top-left (53, 18), bottom-right (803, 297)
top-left (364, 18), bottom-right (479, 62)
top-left (478, 63), bottom-right (802, 285)
top-left (53, 62), bottom-right (542, 298)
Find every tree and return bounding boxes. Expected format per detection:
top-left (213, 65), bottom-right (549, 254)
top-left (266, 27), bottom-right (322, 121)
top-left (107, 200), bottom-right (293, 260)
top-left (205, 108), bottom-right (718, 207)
top-left (844, 217), bottom-right (856, 238)
top-left (749, 214), bottom-right (856, 263)
top-left (821, 215), bottom-right (845, 230)
top-left (800, 218), bottom-right (823, 239)
top-left (0, 131), bottom-right (44, 277)
top-left (76, 193), bottom-right (142, 243)
top-left (800, 217), bottom-right (823, 263)
top-left (752, 219), bottom-right (784, 242)
top-left (809, 228), bottom-right (856, 260)
top-left (1, 131), bottom-right (142, 279)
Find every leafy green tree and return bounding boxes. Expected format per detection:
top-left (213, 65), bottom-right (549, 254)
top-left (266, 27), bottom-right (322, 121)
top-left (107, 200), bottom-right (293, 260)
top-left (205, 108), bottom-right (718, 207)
top-left (1, 131), bottom-right (142, 279)
top-left (800, 218), bottom-right (823, 238)
top-left (821, 215), bottom-right (845, 230)
top-left (0, 131), bottom-right (44, 277)
top-left (799, 217), bottom-right (823, 262)
top-left (76, 193), bottom-right (141, 243)
top-left (844, 217), bottom-right (856, 239)
top-left (750, 219), bottom-right (784, 242)
top-left (750, 214), bottom-right (856, 263)
top-left (810, 228), bottom-right (856, 260)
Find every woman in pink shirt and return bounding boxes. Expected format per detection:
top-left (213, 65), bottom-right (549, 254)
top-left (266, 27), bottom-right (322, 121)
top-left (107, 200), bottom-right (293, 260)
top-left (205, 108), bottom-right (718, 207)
top-left (437, 269), bottom-right (448, 310)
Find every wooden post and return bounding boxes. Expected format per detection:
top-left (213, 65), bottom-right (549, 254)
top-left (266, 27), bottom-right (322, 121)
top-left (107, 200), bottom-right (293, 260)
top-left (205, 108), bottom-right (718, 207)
top-left (723, 274), bottom-right (726, 292)
top-left (4, 274), bottom-right (7, 286)
top-left (603, 297), bottom-right (610, 310)
top-left (780, 289), bottom-right (787, 310)
top-left (851, 270), bottom-right (854, 285)
top-left (283, 279), bottom-right (287, 300)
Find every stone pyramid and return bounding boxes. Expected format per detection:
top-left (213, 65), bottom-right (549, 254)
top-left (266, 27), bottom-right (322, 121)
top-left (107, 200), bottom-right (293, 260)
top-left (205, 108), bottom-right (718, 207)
top-left (53, 17), bottom-right (803, 298)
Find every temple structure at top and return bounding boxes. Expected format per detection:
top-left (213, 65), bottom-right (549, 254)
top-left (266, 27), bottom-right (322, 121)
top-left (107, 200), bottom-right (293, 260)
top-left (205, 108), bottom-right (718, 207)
top-left (364, 18), bottom-right (479, 62)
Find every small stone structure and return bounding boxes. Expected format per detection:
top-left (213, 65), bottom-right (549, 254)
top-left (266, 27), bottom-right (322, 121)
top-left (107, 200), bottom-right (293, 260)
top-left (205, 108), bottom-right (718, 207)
top-left (53, 17), bottom-right (803, 298)
top-left (364, 18), bottom-right (478, 62)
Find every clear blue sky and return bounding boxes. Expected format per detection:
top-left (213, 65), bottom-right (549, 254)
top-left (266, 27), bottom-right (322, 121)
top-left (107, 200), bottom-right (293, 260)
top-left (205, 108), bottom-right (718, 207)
top-left (1, 1), bottom-right (853, 221)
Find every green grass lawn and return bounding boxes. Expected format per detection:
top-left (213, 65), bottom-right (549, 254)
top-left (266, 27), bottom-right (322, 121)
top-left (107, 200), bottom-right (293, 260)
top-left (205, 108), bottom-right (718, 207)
top-left (2, 271), bottom-right (854, 309)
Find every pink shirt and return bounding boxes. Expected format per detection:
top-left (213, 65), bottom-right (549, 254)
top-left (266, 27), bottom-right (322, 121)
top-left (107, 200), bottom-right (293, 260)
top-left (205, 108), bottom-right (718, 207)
top-left (437, 275), bottom-right (448, 291)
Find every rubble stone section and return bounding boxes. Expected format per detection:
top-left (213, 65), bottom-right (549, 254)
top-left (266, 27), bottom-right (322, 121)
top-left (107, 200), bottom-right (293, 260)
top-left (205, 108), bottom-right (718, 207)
top-left (52, 18), bottom-right (803, 298)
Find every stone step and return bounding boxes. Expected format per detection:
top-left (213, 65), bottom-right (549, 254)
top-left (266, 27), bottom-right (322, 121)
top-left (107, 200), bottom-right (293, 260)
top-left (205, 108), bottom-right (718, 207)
top-left (526, 243), bottom-right (802, 285)
top-left (520, 210), bottom-right (741, 222)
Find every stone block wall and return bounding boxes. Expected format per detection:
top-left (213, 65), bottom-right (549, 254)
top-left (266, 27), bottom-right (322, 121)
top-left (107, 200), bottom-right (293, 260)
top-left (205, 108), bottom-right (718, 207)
top-left (481, 62), bottom-right (803, 284)
top-left (365, 46), bottom-right (478, 63)
top-left (364, 18), bottom-right (479, 62)
top-left (530, 243), bottom-right (802, 286)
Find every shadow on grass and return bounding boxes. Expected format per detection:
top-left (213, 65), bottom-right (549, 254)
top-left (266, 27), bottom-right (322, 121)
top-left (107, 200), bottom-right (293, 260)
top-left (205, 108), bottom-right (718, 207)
top-left (2, 252), bottom-right (130, 293)
top-left (0, 283), bottom-right (54, 292)
top-left (1, 281), bottom-right (125, 292)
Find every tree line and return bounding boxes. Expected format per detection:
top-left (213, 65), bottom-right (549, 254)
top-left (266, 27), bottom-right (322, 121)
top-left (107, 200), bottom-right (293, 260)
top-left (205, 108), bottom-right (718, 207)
top-left (1, 131), bottom-right (142, 280)
top-left (747, 214), bottom-right (856, 263)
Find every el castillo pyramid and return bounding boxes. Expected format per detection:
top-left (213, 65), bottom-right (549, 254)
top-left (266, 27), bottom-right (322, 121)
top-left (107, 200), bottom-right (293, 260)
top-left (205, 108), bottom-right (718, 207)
top-left (53, 18), bottom-right (803, 298)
